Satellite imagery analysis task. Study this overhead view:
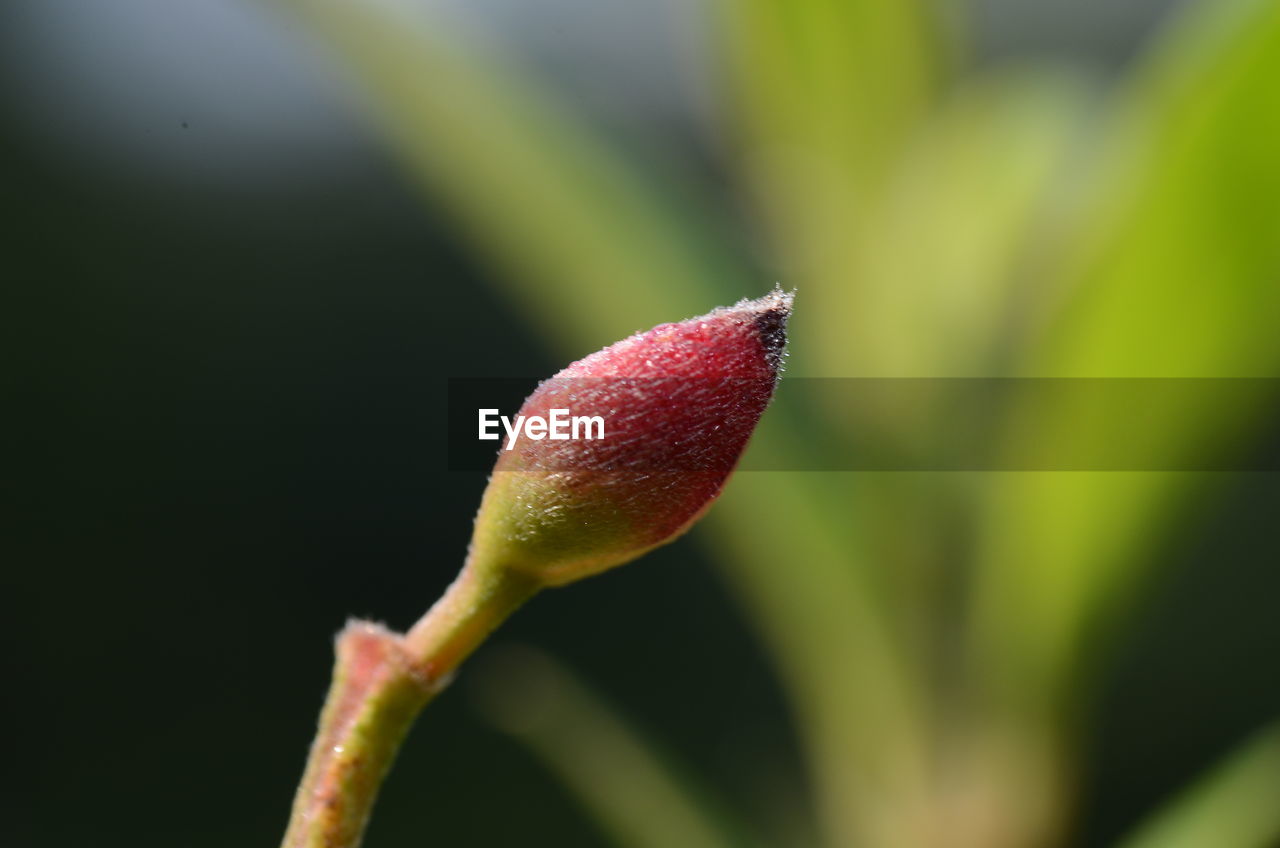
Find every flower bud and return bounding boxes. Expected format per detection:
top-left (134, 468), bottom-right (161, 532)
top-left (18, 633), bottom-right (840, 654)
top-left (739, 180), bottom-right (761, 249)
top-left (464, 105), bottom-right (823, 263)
top-left (468, 289), bottom-right (792, 586)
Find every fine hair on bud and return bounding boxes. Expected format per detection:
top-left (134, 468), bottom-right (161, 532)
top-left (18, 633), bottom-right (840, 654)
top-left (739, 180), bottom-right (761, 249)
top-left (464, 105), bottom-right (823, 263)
top-left (466, 290), bottom-right (793, 586)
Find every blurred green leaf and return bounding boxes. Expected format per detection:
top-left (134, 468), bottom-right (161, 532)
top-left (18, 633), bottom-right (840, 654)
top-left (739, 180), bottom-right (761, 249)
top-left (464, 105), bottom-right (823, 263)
top-left (708, 471), bottom-right (932, 848)
top-left (1116, 723), bottom-right (1280, 848)
top-left (713, 0), bottom-right (941, 222)
top-left (712, 0), bottom-right (946, 377)
top-left (850, 68), bottom-right (1093, 376)
top-left (280, 0), bottom-right (742, 349)
top-left (732, 69), bottom-right (1096, 846)
top-left (474, 647), bottom-right (764, 848)
top-left (973, 0), bottom-right (1280, 709)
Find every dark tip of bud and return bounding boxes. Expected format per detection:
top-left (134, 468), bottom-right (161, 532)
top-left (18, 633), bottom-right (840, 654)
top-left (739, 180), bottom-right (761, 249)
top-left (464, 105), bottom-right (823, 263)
top-left (741, 286), bottom-right (793, 372)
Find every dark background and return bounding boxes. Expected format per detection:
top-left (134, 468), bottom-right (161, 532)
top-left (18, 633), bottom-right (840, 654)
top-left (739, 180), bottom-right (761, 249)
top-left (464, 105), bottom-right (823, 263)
top-left (4, 1), bottom-right (1279, 846)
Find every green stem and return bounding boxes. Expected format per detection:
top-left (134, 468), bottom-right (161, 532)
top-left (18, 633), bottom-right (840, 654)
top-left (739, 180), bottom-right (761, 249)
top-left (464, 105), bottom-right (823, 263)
top-left (402, 563), bottom-right (541, 676)
top-left (281, 564), bottom-right (539, 848)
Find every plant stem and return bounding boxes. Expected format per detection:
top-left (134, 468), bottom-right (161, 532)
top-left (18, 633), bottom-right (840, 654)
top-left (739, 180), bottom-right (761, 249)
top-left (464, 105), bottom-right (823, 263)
top-left (282, 564), bottom-right (539, 848)
top-left (402, 563), bottom-right (540, 676)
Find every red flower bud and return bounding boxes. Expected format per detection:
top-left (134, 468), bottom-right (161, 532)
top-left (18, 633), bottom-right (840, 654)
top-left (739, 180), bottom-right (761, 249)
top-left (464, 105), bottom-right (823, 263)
top-left (468, 289), bottom-right (792, 586)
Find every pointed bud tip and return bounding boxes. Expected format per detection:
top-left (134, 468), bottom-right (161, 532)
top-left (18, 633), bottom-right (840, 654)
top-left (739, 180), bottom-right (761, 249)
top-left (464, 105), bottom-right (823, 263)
top-left (728, 286), bottom-right (793, 372)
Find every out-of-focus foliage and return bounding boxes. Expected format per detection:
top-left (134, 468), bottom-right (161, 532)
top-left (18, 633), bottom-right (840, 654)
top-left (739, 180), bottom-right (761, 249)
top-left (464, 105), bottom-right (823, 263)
top-left (1115, 722), bottom-right (1280, 848)
top-left (280, 0), bottom-right (1280, 845)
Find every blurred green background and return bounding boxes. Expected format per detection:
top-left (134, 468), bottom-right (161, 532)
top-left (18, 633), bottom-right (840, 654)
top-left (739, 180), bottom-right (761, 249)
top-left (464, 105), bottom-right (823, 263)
top-left (5, 0), bottom-right (1280, 846)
